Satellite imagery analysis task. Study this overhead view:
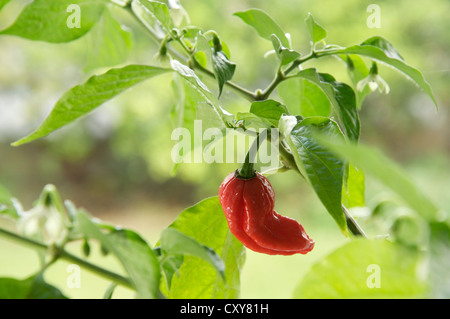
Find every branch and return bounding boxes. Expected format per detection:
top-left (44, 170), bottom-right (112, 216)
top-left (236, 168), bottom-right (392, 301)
top-left (342, 205), bottom-right (368, 238)
top-left (0, 227), bottom-right (133, 289)
top-left (190, 59), bottom-right (257, 101)
top-left (258, 50), bottom-right (335, 101)
top-left (123, 4), bottom-right (258, 102)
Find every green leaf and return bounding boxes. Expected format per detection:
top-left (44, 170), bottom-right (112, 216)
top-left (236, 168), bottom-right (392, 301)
top-left (428, 222), bottom-right (450, 298)
top-left (0, 184), bottom-right (18, 219)
top-left (0, 0), bottom-right (106, 42)
top-left (234, 8), bottom-right (290, 48)
top-left (194, 32), bottom-right (211, 55)
top-left (167, 0), bottom-right (190, 27)
top-left (0, 0), bottom-right (10, 11)
top-left (132, 0), bottom-right (173, 37)
top-left (76, 210), bottom-right (160, 299)
top-left (102, 283), bottom-right (118, 299)
top-left (170, 74), bottom-right (198, 132)
top-left (271, 34), bottom-right (300, 66)
top-left (342, 164), bottom-right (365, 208)
top-left (161, 197), bottom-right (245, 299)
top-left (12, 65), bottom-right (171, 146)
top-left (159, 254), bottom-right (184, 289)
top-left (0, 274), bottom-right (67, 299)
top-left (170, 73), bottom-right (227, 173)
top-left (331, 80), bottom-right (360, 141)
top-left (212, 49), bottom-right (236, 97)
top-left (283, 116), bottom-right (347, 233)
top-left (305, 13), bottom-right (327, 44)
top-left (236, 112), bottom-right (273, 130)
top-left (250, 99), bottom-right (288, 127)
top-left (171, 60), bottom-right (233, 126)
top-left (236, 99), bottom-right (288, 130)
top-left (334, 39), bottom-right (437, 108)
top-left (277, 77), bottom-right (331, 117)
top-left (160, 228), bottom-right (225, 279)
top-left (193, 32), bottom-right (235, 96)
top-left (290, 68), bottom-right (360, 141)
top-left (182, 26), bottom-right (203, 41)
top-left (340, 54), bottom-right (371, 108)
top-left (84, 9), bottom-right (132, 71)
top-left (361, 36), bottom-right (404, 60)
top-left (318, 137), bottom-right (440, 221)
top-left (294, 239), bottom-right (429, 298)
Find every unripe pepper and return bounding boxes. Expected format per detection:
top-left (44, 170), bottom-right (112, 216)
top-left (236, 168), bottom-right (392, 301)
top-left (219, 170), bottom-right (314, 255)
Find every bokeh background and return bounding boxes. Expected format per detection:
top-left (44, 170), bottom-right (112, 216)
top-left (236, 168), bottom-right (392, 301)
top-left (0, 0), bottom-right (449, 298)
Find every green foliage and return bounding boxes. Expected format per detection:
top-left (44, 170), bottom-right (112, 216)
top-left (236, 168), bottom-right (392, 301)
top-left (278, 77), bottom-right (331, 117)
top-left (282, 116), bottom-right (347, 233)
top-left (237, 99), bottom-right (288, 129)
top-left (0, 0), bottom-right (106, 42)
top-left (334, 38), bottom-right (437, 108)
top-left (271, 34), bottom-right (300, 66)
top-left (170, 60), bottom-right (232, 126)
top-left (234, 8), bottom-right (290, 48)
top-left (160, 197), bottom-right (245, 299)
top-left (84, 8), bottom-right (132, 71)
top-left (305, 13), bottom-right (327, 45)
top-left (342, 164), bottom-right (365, 209)
top-left (319, 136), bottom-right (440, 221)
top-left (0, 274), bottom-right (67, 299)
top-left (428, 222), bottom-right (450, 298)
top-left (75, 210), bottom-right (161, 299)
top-left (12, 65), bottom-right (171, 146)
top-left (211, 48), bottom-right (236, 97)
top-left (288, 68), bottom-right (360, 141)
top-left (159, 227), bottom-right (225, 279)
top-left (0, 0), bottom-right (10, 10)
top-left (294, 239), bottom-right (428, 298)
top-left (0, 184), bottom-right (18, 219)
top-left (137, 0), bottom-right (173, 34)
top-left (0, 186), bottom-right (243, 299)
top-left (339, 55), bottom-right (371, 108)
top-left (0, 0), bottom-right (447, 300)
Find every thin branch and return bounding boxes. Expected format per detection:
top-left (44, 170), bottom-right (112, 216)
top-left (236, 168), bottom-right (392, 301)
top-left (123, 4), bottom-right (258, 102)
top-left (283, 52), bottom-right (317, 75)
top-left (255, 69), bottom-right (285, 101)
top-left (257, 50), bottom-right (337, 101)
top-left (190, 59), bottom-right (257, 101)
top-left (342, 205), bottom-right (368, 238)
top-left (0, 227), bottom-right (133, 289)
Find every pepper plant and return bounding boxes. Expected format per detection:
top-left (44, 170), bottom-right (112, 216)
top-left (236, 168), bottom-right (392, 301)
top-left (0, 0), bottom-right (448, 299)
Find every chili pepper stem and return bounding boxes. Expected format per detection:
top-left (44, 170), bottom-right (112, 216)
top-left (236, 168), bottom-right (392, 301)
top-left (237, 155), bottom-right (255, 179)
top-left (237, 131), bottom-right (268, 179)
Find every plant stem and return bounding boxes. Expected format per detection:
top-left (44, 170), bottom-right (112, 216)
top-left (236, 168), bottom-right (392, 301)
top-left (257, 53), bottom-right (317, 101)
top-left (0, 227), bottom-right (133, 289)
top-left (342, 205), bottom-right (368, 238)
top-left (122, 4), bottom-right (258, 102)
top-left (255, 69), bottom-right (285, 101)
top-left (283, 52), bottom-right (317, 75)
top-left (257, 50), bottom-right (339, 101)
top-left (190, 59), bottom-right (257, 101)
top-left (238, 130), bottom-right (268, 178)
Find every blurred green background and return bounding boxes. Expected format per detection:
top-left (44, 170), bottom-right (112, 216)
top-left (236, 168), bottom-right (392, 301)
top-left (0, 0), bottom-right (449, 298)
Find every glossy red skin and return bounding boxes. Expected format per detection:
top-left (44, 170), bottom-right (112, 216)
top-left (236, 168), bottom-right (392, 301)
top-left (219, 171), bottom-right (314, 255)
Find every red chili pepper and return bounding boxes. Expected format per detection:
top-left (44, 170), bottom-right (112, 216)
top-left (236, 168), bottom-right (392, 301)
top-left (219, 170), bottom-right (314, 255)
